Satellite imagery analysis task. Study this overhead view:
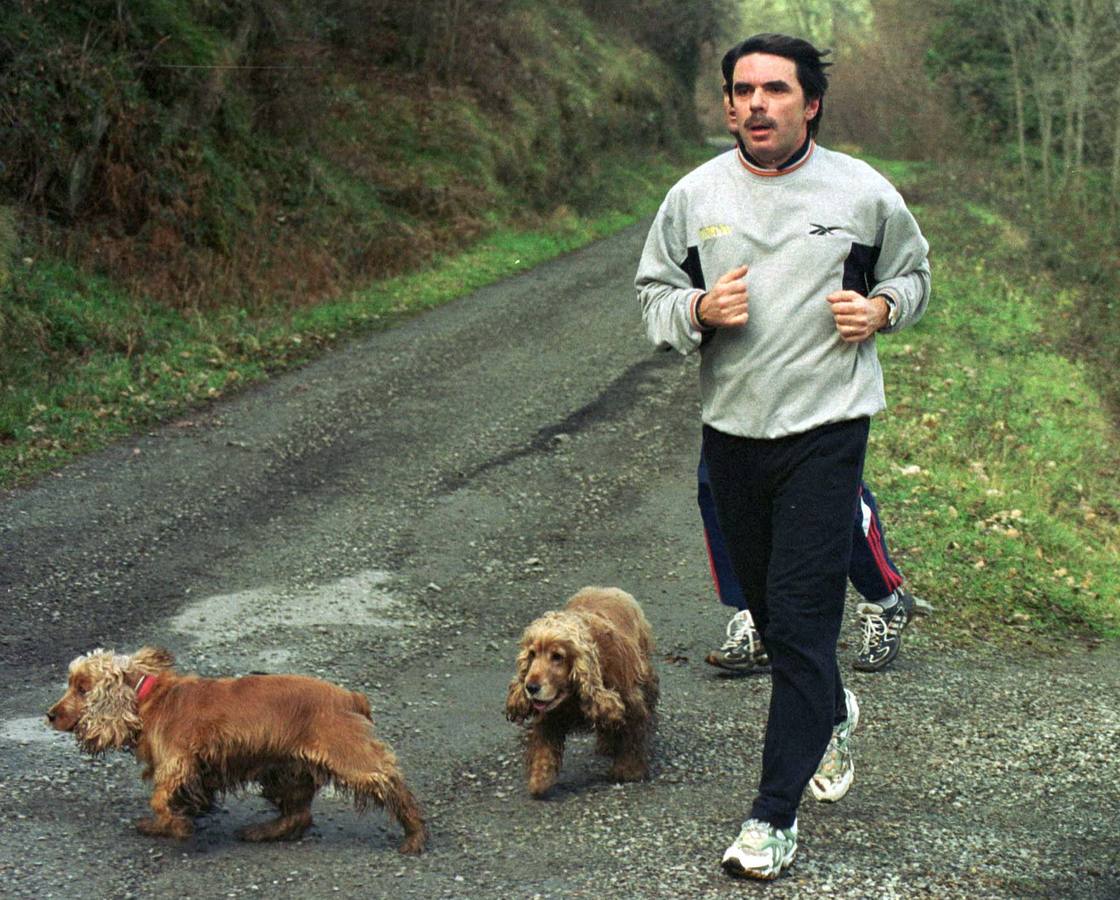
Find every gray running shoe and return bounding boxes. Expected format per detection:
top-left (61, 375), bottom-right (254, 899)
top-left (854, 588), bottom-right (921, 672)
top-left (721, 817), bottom-right (798, 880)
top-left (809, 687), bottom-right (859, 802)
top-left (705, 608), bottom-right (770, 673)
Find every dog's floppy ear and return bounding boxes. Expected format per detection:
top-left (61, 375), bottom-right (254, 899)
top-left (569, 633), bottom-right (625, 725)
top-left (505, 675), bottom-right (533, 723)
top-left (505, 643), bottom-right (533, 723)
top-left (77, 655), bottom-right (143, 754)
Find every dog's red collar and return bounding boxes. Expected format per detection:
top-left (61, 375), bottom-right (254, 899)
top-left (135, 674), bottom-right (158, 702)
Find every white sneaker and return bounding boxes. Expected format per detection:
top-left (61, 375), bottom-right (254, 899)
top-left (721, 817), bottom-right (798, 880)
top-left (809, 687), bottom-right (859, 802)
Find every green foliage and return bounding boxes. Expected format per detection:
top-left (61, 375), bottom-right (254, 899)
top-left (579, 0), bottom-right (736, 92)
top-left (731, 0), bottom-right (873, 47)
top-left (924, 0), bottom-right (1012, 146)
top-left (0, 206), bottom-right (18, 295)
top-left (0, 0), bottom-right (721, 310)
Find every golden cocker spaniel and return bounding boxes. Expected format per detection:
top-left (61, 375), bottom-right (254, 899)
top-left (47, 647), bottom-right (427, 853)
top-left (505, 586), bottom-right (659, 797)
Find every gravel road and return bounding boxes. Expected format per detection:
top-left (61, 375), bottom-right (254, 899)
top-left (1, 220), bottom-right (1117, 899)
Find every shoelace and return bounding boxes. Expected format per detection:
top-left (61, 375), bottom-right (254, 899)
top-left (723, 613), bottom-right (758, 653)
top-left (858, 606), bottom-right (888, 655)
top-left (738, 819), bottom-right (781, 845)
top-left (818, 692), bottom-right (857, 777)
top-left (817, 733), bottom-right (843, 775)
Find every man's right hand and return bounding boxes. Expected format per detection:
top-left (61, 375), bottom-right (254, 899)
top-left (697, 265), bottom-right (749, 328)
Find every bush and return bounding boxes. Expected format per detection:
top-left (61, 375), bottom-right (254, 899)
top-left (0, 0), bottom-right (717, 311)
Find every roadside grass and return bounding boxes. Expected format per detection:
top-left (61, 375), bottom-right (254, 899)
top-left (0, 151), bottom-right (702, 486)
top-left (866, 184), bottom-right (1119, 642)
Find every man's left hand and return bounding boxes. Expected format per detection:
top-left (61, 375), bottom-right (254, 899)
top-left (826, 291), bottom-right (889, 343)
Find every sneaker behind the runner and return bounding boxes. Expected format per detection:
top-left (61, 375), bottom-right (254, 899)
top-left (721, 817), bottom-right (798, 880)
top-left (809, 687), bottom-right (859, 802)
top-left (705, 608), bottom-right (770, 673)
top-left (853, 589), bottom-right (914, 672)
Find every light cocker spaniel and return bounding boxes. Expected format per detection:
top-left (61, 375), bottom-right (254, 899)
top-left (47, 647), bottom-right (427, 853)
top-left (505, 586), bottom-right (659, 797)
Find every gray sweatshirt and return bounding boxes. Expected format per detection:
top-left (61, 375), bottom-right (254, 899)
top-left (636, 142), bottom-right (930, 439)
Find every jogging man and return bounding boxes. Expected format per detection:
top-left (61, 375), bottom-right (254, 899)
top-left (636, 33), bottom-right (930, 879)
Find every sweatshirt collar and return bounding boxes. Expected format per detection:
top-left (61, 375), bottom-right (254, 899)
top-left (737, 135), bottom-right (814, 177)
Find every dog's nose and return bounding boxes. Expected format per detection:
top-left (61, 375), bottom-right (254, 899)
top-left (526, 682), bottom-right (540, 696)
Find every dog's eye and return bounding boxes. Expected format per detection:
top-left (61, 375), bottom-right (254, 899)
top-left (526, 650), bottom-right (536, 660)
top-left (550, 651), bottom-right (565, 663)
top-left (76, 685), bottom-right (87, 696)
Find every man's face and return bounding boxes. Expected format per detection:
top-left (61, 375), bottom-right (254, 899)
top-left (727, 53), bottom-right (819, 167)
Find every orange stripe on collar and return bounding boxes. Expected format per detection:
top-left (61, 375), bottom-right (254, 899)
top-left (737, 140), bottom-right (816, 177)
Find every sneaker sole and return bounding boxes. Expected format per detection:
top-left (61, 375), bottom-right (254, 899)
top-left (810, 767), bottom-right (854, 802)
top-left (704, 652), bottom-right (771, 674)
top-left (721, 846), bottom-right (797, 880)
top-left (852, 645), bottom-right (900, 672)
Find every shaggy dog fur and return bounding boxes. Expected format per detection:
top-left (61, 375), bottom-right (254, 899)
top-left (505, 586), bottom-right (658, 797)
top-left (47, 647), bottom-right (427, 853)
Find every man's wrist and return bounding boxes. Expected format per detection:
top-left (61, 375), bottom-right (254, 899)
top-left (877, 294), bottom-right (898, 330)
top-left (692, 292), bottom-right (714, 331)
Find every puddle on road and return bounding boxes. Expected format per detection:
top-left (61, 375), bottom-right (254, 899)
top-left (168, 569), bottom-right (409, 649)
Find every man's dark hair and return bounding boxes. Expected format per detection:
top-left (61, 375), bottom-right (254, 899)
top-left (721, 33), bottom-right (831, 138)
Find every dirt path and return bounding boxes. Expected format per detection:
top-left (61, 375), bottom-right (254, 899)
top-left (2, 222), bottom-right (1117, 898)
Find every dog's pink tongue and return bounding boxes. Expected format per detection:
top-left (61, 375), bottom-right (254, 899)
top-left (532, 700), bottom-right (549, 712)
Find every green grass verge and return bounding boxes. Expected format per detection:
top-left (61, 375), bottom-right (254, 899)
top-left (0, 150), bottom-right (702, 486)
top-left (862, 182), bottom-right (1118, 641)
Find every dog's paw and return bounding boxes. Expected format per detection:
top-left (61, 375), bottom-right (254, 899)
top-left (609, 759), bottom-right (649, 782)
top-left (136, 816), bottom-right (193, 839)
top-left (236, 812), bottom-right (312, 842)
top-left (527, 774), bottom-right (557, 798)
top-left (397, 832), bottom-right (427, 855)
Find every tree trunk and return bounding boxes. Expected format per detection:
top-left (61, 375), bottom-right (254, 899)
top-left (1112, 80), bottom-right (1120, 221)
top-left (998, 11), bottom-right (1029, 185)
top-left (1033, 75), bottom-right (1055, 203)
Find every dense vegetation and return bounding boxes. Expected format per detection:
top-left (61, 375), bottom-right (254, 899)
top-left (0, 0), bottom-right (725, 308)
